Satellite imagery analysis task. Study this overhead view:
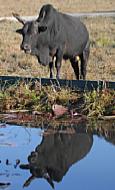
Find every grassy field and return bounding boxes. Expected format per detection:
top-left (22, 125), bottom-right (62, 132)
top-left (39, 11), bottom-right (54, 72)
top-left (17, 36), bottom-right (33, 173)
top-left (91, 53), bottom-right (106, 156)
top-left (0, 17), bottom-right (115, 81)
top-left (0, 0), bottom-right (115, 16)
top-left (0, 0), bottom-right (115, 81)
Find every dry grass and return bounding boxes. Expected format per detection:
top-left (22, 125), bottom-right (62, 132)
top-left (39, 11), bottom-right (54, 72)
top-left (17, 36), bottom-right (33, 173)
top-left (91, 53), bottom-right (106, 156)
top-left (83, 17), bottom-right (115, 81)
top-left (0, 0), bottom-right (115, 16)
top-left (0, 17), bottom-right (115, 81)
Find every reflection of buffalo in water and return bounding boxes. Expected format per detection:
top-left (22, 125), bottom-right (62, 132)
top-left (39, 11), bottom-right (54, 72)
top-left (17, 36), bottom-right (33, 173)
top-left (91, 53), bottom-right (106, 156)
top-left (20, 129), bottom-right (93, 188)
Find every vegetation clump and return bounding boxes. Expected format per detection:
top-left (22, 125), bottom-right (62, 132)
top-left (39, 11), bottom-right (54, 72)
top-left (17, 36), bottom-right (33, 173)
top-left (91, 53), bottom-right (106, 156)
top-left (83, 89), bottom-right (115, 117)
top-left (0, 81), bottom-right (114, 118)
top-left (0, 81), bottom-right (78, 113)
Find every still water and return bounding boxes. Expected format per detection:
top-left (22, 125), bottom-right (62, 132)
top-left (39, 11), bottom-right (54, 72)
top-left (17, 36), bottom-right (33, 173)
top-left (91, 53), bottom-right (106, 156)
top-left (0, 122), bottom-right (115, 190)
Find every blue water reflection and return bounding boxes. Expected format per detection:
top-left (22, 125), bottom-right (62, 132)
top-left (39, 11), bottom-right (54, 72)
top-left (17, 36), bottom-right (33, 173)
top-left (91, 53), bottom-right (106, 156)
top-left (0, 124), bottom-right (42, 190)
top-left (65, 135), bottom-right (115, 190)
top-left (0, 123), bottom-right (115, 190)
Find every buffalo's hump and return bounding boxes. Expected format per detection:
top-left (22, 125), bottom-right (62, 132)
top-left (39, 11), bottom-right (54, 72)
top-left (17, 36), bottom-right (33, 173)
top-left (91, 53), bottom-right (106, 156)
top-left (37, 4), bottom-right (89, 56)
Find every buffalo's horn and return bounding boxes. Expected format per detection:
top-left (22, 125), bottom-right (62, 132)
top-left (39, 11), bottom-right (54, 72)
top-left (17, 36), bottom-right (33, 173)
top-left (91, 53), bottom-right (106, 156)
top-left (43, 172), bottom-right (55, 189)
top-left (12, 12), bottom-right (26, 25)
top-left (23, 175), bottom-right (36, 187)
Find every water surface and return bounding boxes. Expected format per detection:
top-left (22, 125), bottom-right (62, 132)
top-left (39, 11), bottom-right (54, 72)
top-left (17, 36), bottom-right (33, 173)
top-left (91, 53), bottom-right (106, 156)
top-left (0, 122), bottom-right (115, 190)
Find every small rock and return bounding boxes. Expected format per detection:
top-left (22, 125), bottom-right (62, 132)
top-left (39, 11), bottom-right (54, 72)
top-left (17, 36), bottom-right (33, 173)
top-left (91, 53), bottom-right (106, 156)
top-left (52, 104), bottom-right (69, 117)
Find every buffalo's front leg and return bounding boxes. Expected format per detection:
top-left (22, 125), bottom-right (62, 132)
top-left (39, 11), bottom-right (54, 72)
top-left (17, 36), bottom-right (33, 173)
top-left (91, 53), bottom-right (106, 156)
top-left (80, 53), bottom-right (86, 80)
top-left (55, 50), bottom-right (63, 79)
top-left (55, 61), bottom-right (61, 79)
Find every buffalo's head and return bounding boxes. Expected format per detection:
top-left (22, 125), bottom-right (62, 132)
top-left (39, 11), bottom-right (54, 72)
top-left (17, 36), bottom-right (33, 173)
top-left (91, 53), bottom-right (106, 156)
top-left (13, 13), bottom-right (39, 54)
top-left (20, 151), bottom-right (55, 189)
top-left (13, 13), bottom-right (50, 66)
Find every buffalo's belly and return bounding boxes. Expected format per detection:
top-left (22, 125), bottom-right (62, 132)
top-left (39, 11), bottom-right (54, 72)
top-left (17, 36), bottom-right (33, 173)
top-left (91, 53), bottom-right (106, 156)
top-left (63, 44), bottom-right (85, 59)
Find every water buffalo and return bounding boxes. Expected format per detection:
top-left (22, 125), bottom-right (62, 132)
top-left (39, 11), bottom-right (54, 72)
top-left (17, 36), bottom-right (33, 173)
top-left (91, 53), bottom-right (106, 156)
top-left (13, 4), bottom-right (90, 79)
top-left (20, 129), bottom-right (93, 188)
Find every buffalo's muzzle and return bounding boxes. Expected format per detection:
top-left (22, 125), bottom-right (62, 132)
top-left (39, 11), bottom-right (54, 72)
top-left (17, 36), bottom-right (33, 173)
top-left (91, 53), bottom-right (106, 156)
top-left (21, 44), bottom-right (31, 54)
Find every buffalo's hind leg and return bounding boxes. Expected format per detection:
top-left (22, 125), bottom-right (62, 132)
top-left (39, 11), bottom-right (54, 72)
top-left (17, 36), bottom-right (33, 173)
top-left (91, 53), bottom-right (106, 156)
top-left (70, 57), bottom-right (79, 80)
top-left (80, 41), bottom-right (90, 80)
top-left (49, 61), bottom-right (54, 78)
top-left (80, 53), bottom-right (87, 80)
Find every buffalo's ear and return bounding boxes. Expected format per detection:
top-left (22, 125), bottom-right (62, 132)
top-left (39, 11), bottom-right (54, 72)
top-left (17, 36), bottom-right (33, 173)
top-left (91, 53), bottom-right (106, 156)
top-left (16, 28), bottom-right (23, 35)
top-left (38, 25), bottom-right (47, 33)
top-left (36, 17), bottom-right (47, 32)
